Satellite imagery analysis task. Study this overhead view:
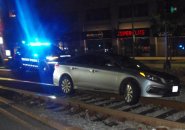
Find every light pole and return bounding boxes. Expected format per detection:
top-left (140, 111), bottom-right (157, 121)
top-left (131, 0), bottom-right (135, 58)
top-left (163, 0), bottom-right (171, 71)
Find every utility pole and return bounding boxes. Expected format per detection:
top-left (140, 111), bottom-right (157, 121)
top-left (163, 0), bottom-right (171, 71)
top-left (131, 0), bottom-right (135, 58)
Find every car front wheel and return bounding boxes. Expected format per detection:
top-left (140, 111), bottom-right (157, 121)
top-left (59, 75), bottom-right (74, 95)
top-left (121, 79), bottom-right (140, 105)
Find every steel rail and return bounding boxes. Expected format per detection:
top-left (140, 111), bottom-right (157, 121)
top-left (1, 85), bottom-right (185, 129)
top-left (0, 107), bottom-right (40, 130)
top-left (0, 86), bottom-right (82, 130)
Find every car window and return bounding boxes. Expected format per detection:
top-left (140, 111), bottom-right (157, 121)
top-left (89, 55), bottom-right (119, 68)
top-left (117, 56), bottom-right (150, 71)
top-left (66, 54), bottom-right (119, 68)
top-left (66, 55), bottom-right (90, 65)
top-left (100, 57), bottom-right (120, 68)
top-left (85, 55), bottom-right (104, 66)
top-left (66, 54), bottom-right (108, 66)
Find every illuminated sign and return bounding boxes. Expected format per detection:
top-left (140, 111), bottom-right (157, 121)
top-left (117, 28), bottom-right (149, 37)
top-left (21, 58), bottom-right (39, 62)
top-left (23, 64), bottom-right (38, 68)
top-left (83, 29), bottom-right (149, 39)
top-left (86, 31), bottom-right (103, 38)
top-left (83, 30), bottom-right (112, 39)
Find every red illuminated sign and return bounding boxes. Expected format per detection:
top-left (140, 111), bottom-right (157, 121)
top-left (117, 29), bottom-right (149, 37)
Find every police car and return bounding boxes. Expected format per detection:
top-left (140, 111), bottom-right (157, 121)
top-left (13, 42), bottom-right (71, 73)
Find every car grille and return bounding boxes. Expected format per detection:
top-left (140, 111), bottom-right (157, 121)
top-left (165, 78), bottom-right (179, 84)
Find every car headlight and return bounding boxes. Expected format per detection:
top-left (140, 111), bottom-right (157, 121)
top-left (139, 72), bottom-right (162, 82)
top-left (46, 56), bottom-right (59, 61)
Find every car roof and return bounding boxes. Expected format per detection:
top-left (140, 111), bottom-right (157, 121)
top-left (74, 52), bottom-right (130, 59)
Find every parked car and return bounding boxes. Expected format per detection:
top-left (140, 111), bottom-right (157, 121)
top-left (53, 53), bottom-right (181, 104)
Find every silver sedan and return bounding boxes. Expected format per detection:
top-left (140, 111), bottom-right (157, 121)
top-left (53, 53), bottom-right (180, 104)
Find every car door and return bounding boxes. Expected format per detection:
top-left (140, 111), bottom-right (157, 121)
top-left (66, 55), bottom-right (93, 89)
top-left (87, 55), bottom-right (118, 92)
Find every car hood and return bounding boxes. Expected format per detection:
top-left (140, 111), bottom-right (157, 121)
top-left (144, 69), bottom-right (180, 84)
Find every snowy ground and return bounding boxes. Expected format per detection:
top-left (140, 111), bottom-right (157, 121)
top-left (18, 103), bottom-right (162, 130)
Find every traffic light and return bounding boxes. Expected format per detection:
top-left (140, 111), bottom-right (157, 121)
top-left (170, 6), bottom-right (177, 13)
top-left (159, 0), bottom-right (177, 14)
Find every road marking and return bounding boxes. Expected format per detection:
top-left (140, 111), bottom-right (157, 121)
top-left (0, 77), bottom-right (53, 86)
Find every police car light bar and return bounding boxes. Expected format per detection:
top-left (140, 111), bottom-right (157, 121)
top-left (28, 42), bottom-right (51, 46)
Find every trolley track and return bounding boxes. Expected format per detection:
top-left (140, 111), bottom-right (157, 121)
top-left (0, 101), bottom-right (58, 130)
top-left (1, 85), bottom-right (185, 129)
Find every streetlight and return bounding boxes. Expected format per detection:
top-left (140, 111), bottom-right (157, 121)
top-left (131, 0), bottom-right (135, 58)
top-left (163, 0), bottom-right (177, 71)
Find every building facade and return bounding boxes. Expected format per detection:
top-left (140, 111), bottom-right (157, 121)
top-left (60, 0), bottom-right (185, 57)
top-left (3, 0), bottom-right (185, 57)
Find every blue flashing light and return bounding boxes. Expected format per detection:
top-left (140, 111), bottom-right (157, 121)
top-left (179, 44), bottom-right (183, 48)
top-left (28, 42), bottom-right (51, 46)
top-left (35, 38), bottom-right (39, 41)
top-left (33, 53), bottom-right (38, 57)
top-left (15, 0), bottom-right (49, 45)
top-left (16, 51), bottom-right (21, 55)
top-left (22, 40), bottom-right (26, 44)
top-left (183, 47), bottom-right (185, 50)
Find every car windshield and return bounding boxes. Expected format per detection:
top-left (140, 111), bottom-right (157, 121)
top-left (114, 56), bottom-right (150, 71)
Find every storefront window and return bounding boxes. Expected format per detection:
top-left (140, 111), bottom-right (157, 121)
top-left (135, 38), bottom-right (150, 56)
top-left (120, 38), bottom-right (133, 56)
top-left (86, 39), bottom-right (112, 53)
top-left (119, 37), bottom-right (150, 57)
top-left (170, 37), bottom-right (185, 56)
top-left (117, 29), bottom-right (151, 56)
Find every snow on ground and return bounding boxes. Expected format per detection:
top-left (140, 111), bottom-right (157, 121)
top-left (18, 104), bottom-right (156, 130)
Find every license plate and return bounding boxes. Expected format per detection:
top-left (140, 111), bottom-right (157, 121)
top-left (172, 86), bottom-right (178, 92)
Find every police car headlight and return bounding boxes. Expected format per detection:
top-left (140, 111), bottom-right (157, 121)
top-left (46, 56), bottom-right (59, 61)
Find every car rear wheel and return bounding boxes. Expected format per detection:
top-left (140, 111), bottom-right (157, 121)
top-left (121, 79), bottom-right (140, 105)
top-left (59, 75), bottom-right (74, 95)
